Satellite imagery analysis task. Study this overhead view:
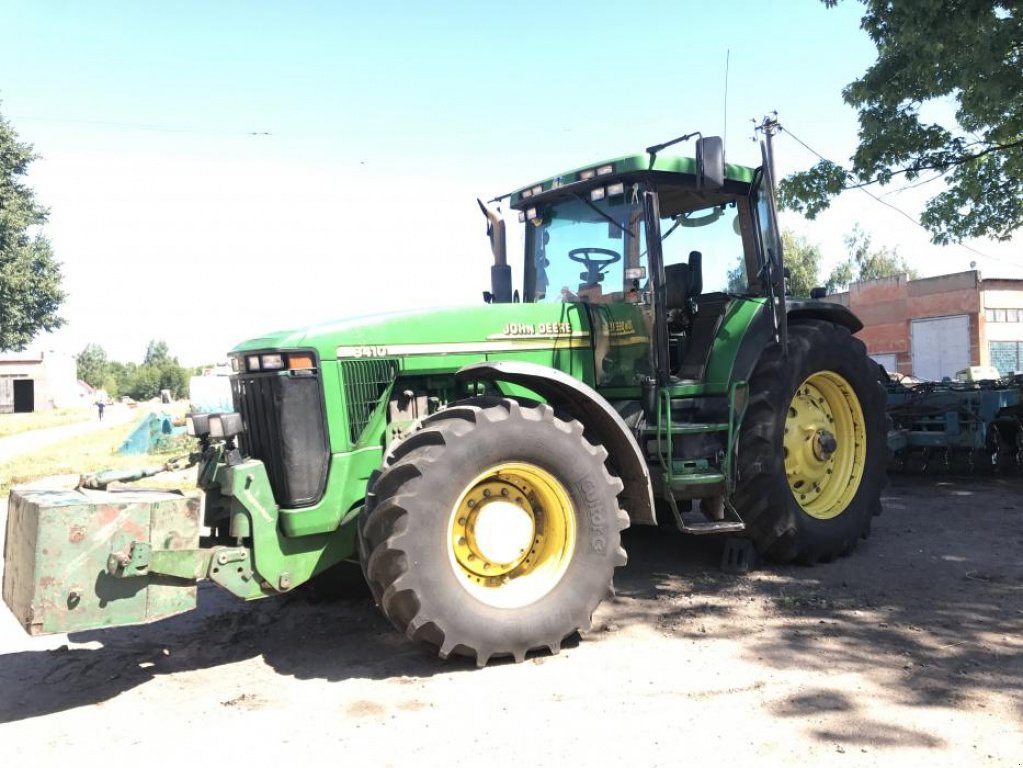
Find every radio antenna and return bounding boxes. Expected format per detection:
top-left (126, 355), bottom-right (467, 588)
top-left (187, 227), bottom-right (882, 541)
top-left (723, 49), bottom-right (731, 152)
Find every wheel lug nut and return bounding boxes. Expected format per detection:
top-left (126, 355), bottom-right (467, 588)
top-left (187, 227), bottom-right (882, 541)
top-left (501, 488), bottom-right (509, 496)
top-left (467, 499), bottom-right (476, 508)
top-left (483, 489), bottom-right (491, 497)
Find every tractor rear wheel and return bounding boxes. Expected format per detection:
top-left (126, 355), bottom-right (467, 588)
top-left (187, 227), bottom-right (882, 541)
top-left (733, 319), bottom-right (887, 563)
top-left (358, 397), bottom-right (629, 666)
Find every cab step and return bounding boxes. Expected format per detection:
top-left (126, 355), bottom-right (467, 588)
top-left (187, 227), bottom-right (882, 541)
top-left (678, 519), bottom-right (746, 535)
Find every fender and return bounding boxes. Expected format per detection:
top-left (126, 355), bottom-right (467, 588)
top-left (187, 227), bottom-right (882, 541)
top-left (455, 361), bottom-right (657, 526)
top-left (729, 299), bottom-right (866, 386)
top-left (786, 299), bottom-right (863, 333)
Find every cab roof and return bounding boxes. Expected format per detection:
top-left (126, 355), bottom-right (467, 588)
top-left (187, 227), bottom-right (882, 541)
top-left (509, 153), bottom-right (757, 208)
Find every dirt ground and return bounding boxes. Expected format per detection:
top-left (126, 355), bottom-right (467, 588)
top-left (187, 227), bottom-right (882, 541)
top-left (0, 474), bottom-right (1020, 767)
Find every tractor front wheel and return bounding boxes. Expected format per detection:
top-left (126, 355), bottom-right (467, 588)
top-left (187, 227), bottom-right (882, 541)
top-left (733, 320), bottom-right (887, 563)
top-left (358, 398), bottom-right (628, 665)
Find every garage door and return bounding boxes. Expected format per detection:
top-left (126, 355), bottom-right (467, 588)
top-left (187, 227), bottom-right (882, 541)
top-left (911, 315), bottom-right (970, 381)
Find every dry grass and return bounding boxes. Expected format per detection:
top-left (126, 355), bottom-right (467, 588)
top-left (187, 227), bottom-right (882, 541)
top-left (0, 420), bottom-right (196, 496)
top-left (0, 407), bottom-right (94, 438)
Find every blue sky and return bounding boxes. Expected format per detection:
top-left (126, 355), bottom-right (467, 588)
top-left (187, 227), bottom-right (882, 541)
top-left (2, 1), bottom-right (1018, 364)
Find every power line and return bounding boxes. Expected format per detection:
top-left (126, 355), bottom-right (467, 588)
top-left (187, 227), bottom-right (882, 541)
top-left (778, 124), bottom-right (1008, 266)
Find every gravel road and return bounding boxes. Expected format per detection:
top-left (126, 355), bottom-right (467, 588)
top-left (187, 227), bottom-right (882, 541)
top-left (0, 474), bottom-right (1020, 767)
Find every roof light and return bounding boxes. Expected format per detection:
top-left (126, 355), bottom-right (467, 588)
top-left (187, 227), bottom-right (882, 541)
top-left (579, 169), bottom-right (596, 181)
top-left (531, 185), bottom-right (543, 195)
top-left (606, 182), bottom-right (625, 196)
top-left (596, 164), bottom-right (614, 176)
top-left (590, 187), bottom-right (605, 201)
top-left (521, 188), bottom-right (533, 199)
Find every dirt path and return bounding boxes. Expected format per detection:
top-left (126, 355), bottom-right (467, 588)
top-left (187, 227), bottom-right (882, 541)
top-left (0, 475), bottom-right (1020, 766)
top-left (0, 405), bottom-right (137, 463)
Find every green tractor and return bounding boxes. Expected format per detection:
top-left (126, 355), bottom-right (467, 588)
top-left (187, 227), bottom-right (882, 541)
top-left (3, 133), bottom-right (887, 666)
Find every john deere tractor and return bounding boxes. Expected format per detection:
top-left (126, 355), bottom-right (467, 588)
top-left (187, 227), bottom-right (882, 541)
top-left (3, 134), bottom-right (886, 666)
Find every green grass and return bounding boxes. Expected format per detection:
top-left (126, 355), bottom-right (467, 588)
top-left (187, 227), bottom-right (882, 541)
top-left (0, 420), bottom-right (196, 496)
top-left (0, 407), bottom-right (94, 438)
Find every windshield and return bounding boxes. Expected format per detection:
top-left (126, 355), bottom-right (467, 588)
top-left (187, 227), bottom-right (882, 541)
top-left (524, 192), bottom-right (647, 304)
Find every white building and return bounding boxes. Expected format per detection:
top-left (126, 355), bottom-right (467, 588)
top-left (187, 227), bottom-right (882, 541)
top-left (0, 350), bottom-right (81, 413)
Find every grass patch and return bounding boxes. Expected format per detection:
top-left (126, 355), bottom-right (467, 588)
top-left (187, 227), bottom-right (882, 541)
top-left (0, 408), bottom-right (94, 438)
top-left (0, 420), bottom-right (194, 496)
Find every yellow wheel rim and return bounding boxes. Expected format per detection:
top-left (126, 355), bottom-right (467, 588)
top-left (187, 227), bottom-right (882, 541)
top-left (784, 371), bottom-right (866, 520)
top-left (448, 462), bottom-right (576, 608)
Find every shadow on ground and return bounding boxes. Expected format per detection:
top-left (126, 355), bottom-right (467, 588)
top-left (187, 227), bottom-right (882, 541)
top-left (1, 475), bottom-right (1020, 728)
top-left (604, 474), bottom-right (1023, 724)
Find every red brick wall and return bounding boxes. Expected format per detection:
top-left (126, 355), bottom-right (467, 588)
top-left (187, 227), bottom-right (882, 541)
top-left (826, 271), bottom-right (982, 375)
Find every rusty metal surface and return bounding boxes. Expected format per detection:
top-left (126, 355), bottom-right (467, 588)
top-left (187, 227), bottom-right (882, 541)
top-left (2, 487), bottom-right (200, 635)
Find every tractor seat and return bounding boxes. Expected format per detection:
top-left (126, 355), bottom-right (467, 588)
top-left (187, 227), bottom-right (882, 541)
top-left (664, 263), bottom-right (691, 311)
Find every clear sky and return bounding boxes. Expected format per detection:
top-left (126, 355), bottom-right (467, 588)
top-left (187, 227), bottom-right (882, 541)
top-left (2, 0), bottom-right (1019, 365)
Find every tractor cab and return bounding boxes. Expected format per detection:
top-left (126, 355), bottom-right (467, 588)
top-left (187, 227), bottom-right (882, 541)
top-left (492, 137), bottom-right (784, 389)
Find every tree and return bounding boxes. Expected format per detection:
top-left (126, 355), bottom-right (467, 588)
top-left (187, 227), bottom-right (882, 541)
top-left (781, 230), bottom-right (824, 297)
top-left (826, 225), bottom-right (919, 292)
top-left (0, 108), bottom-right (65, 350)
top-left (76, 344), bottom-right (109, 388)
top-left (779, 1), bottom-right (1023, 244)
top-left (144, 339), bottom-right (171, 366)
top-left (726, 229), bottom-right (823, 296)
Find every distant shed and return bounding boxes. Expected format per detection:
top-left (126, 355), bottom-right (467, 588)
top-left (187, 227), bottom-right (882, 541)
top-left (0, 350), bottom-right (80, 413)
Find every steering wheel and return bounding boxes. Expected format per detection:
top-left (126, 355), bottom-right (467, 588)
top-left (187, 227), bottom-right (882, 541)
top-left (568, 247), bottom-right (622, 285)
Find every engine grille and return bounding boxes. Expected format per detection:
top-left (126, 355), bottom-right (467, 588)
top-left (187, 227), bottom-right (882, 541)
top-left (340, 359), bottom-right (398, 444)
top-left (232, 370), bottom-right (329, 508)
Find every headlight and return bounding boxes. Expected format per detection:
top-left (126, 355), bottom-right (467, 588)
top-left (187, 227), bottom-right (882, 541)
top-left (246, 355), bottom-right (261, 371)
top-left (261, 353), bottom-right (285, 370)
top-left (208, 412), bottom-right (244, 440)
top-left (186, 413), bottom-right (210, 437)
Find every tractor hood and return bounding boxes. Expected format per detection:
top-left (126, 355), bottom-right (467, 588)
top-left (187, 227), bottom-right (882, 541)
top-left (231, 303), bottom-right (595, 363)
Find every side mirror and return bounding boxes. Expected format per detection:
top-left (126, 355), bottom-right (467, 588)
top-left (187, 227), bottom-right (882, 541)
top-left (477, 199), bottom-right (507, 267)
top-left (687, 250), bottom-right (703, 296)
top-left (696, 136), bottom-right (725, 191)
top-left (478, 199), bottom-right (511, 303)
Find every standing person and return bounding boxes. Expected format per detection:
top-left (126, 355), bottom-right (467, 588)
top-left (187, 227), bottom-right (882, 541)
top-left (96, 400), bottom-right (105, 421)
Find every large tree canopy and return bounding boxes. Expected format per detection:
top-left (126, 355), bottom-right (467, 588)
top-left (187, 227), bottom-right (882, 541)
top-left (0, 108), bottom-right (65, 350)
top-left (780, 1), bottom-right (1023, 245)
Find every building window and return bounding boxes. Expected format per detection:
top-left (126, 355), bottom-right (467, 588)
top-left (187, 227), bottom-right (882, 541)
top-left (986, 307), bottom-right (1021, 322)
top-left (990, 341), bottom-right (1023, 375)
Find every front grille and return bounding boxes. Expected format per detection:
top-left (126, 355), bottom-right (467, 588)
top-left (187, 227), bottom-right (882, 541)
top-left (340, 359), bottom-right (398, 444)
top-left (232, 369), bottom-right (329, 508)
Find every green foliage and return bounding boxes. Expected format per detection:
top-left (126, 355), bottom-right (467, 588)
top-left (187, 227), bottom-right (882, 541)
top-left (781, 1), bottom-right (1023, 244)
top-left (826, 225), bottom-right (919, 292)
top-left (75, 339), bottom-right (190, 401)
top-left (781, 230), bottom-right (824, 297)
top-left (144, 339), bottom-right (170, 366)
top-left (0, 108), bottom-right (66, 350)
top-left (727, 229), bottom-right (824, 296)
top-left (76, 343), bottom-right (108, 388)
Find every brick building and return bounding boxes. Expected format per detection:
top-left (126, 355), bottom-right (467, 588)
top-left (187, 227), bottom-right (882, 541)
top-left (825, 270), bottom-right (1023, 380)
